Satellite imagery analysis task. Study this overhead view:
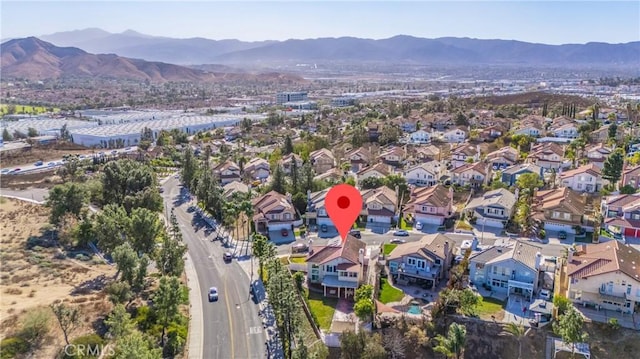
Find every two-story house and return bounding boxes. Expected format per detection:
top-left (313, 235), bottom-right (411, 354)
top-left (486, 146), bottom-right (519, 170)
top-left (527, 142), bottom-right (565, 170)
top-left (442, 127), bottom-right (467, 143)
top-left (563, 241), bottom-right (640, 314)
top-left (585, 143), bottom-right (613, 169)
top-left (222, 181), bottom-right (249, 201)
top-left (403, 184), bottom-right (454, 225)
top-left (387, 234), bottom-right (454, 289)
top-left (306, 188), bottom-right (336, 237)
top-left (621, 165), bottom-right (640, 191)
top-left (309, 148), bottom-right (336, 174)
top-left (464, 188), bottom-right (517, 228)
top-left (404, 161), bottom-right (441, 187)
top-left (590, 124), bottom-right (624, 143)
top-left (601, 193), bottom-right (640, 238)
top-left (451, 162), bottom-right (489, 188)
top-left (469, 241), bottom-right (544, 300)
top-left (559, 163), bottom-right (603, 193)
top-left (531, 187), bottom-right (587, 233)
top-left (244, 157), bottom-right (271, 180)
top-left (501, 163), bottom-right (544, 187)
top-left (213, 160), bottom-right (241, 185)
top-left (280, 153), bottom-right (303, 175)
top-left (306, 235), bottom-right (368, 298)
top-left (361, 186), bottom-right (397, 232)
top-left (451, 144), bottom-right (480, 169)
top-left (345, 147), bottom-right (371, 173)
top-left (409, 129), bottom-right (431, 144)
top-left (514, 123), bottom-right (543, 137)
top-left (252, 191), bottom-right (297, 239)
top-left (551, 122), bottom-right (579, 139)
top-left (413, 145), bottom-right (441, 163)
top-left (357, 163), bottom-right (392, 183)
top-left (378, 147), bottom-right (406, 167)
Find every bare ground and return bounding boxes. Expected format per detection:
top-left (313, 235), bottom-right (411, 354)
top-left (0, 198), bottom-right (116, 358)
top-left (1, 143), bottom-right (94, 168)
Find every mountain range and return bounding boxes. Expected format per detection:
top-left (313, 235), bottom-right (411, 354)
top-left (0, 37), bottom-right (305, 83)
top-left (20, 28), bottom-right (640, 67)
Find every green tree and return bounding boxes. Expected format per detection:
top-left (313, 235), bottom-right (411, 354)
top-left (359, 176), bottom-right (384, 189)
top-left (102, 160), bottom-right (158, 210)
top-left (553, 307), bottom-right (587, 358)
top-left (553, 295), bottom-right (571, 316)
top-left (19, 307), bottom-right (51, 348)
top-left (379, 124), bottom-right (401, 145)
top-left (270, 165), bottom-right (287, 194)
top-left (156, 232), bottom-right (187, 277)
top-left (2, 128), bottom-right (13, 141)
top-left (620, 185), bottom-right (638, 194)
top-left (354, 284), bottom-right (375, 322)
top-left (602, 151), bottom-right (624, 189)
top-left (51, 303), bottom-right (80, 345)
top-left (113, 243), bottom-right (139, 286)
top-left (113, 330), bottom-right (162, 359)
top-left (351, 126), bottom-right (368, 147)
top-left (608, 123), bottom-right (618, 140)
top-left (340, 330), bottom-right (366, 359)
top-left (155, 276), bottom-right (181, 346)
top-left (105, 304), bottom-right (135, 339)
top-left (129, 207), bottom-right (162, 254)
top-left (181, 146), bottom-right (199, 190)
top-left (384, 174), bottom-right (408, 204)
top-left (434, 322), bottom-right (467, 359)
top-left (94, 204), bottom-right (130, 254)
top-left (504, 322), bottom-right (526, 359)
top-left (252, 234), bottom-right (273, 280)
top-left (106, 281), bottom-right (133, 305)
top-left (515, 172), bottom-right (543, 195)
top-left (283, 135), bottom-right (294, 155)
top-left (27, 127), bottom-right (39, 137)
top-left (46, 183), bottom-right (88, 225)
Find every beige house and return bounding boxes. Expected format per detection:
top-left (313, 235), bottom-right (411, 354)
top-left (403, 184), bottom-right (454, 225)
top-left (563, 241), bottom-right (640, 314)
top-left (309, 148), bottom-right (336, 174)
top-left (531, 187), bottom-right (586, 233)
top-left (279, 153), bottom-right (303, 175)
top-left (527, 142), bottom-right (565, 170)
top-left (252, 191), bottom-right (297, 236)
top-left (213, 160), bottom-right (241, 185)
top-left (387, 234), bottom-right (454, 288)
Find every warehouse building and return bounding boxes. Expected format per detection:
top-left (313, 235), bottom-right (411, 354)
top-left (0, 118), bottom-right (97, 136)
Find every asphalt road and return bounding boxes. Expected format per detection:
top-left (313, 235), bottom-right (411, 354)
top-left (162, 177), bottom-right (266, 359)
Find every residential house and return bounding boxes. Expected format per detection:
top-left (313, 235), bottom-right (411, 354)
top-left (222, 181), bottom-right (249, 200)
top-left (345, 147), bottom-right (371, 173)
top-left (309, 148), bottom-right (336, 174)
top-left (413, 145), bottom-right (441, 163)
top-left (601, 193), bottom-right (640, 238)
top-left (357, 163), bottom-right (392, 183)
top-left (307, 188), bottom-right (338, 237)
top-left (551, 122), bottom-right (579, 139)
top-left (621, 165), bottom-right (640, 191)
top-left (527, 142), bottom-right (565, 170)
top-left (585, 144), bottom-right (613, 169)
top-left (590, 124), bottom-right (624, 143)
top-left (252, 191), bottom-right (297, 237)
top-left (563, 241), bottom-right (640, 314)
top-left (400, 118), bottom-right (418, 133)
top-left (409, 129), bottom-right (431, 144)
top-left (451, 144), bottom-right (480, 169)
top-left (403, 184), bottom-right (454, 225)
top-left (213, 160), bottom-right (241, 185)
top-left (243, 157), bottom-right (270, 180)
top-left (559, 163), bottom-right (603, 193)
top-left (442, 127), bottom-right (467, 143)
top-left (486, 146), bottom-right (519, 170)
top-left (501, 163), bottom-right (543, 187)
top-left (469, 241), bottom-right (544, 300)
top-left (404, 161), bottom-right (441, 187)
top-left (451, 162), bottom-right (489, 188)
top-left (279, 153), bottom-right (303, 175)
top-left (531, 187), bottom-right (587, 233)
top-left (478, 125), bottom-right (504, 141)
top-left (387, 234), bottom-right (454, 288)
top-left (464, 188), bottom-right (517, 228)
top-left (514, 123), bottom-right (543, 137)
top-left (361, 186), bottom-right (398, 232)
top-left (314, 168), bottom-right (344, 183)
top-left (368, 122), bottom-right (381, 142)
top-left (306, 235), bottom-right (368, 298)
top-left (378, 147), bottom-right (406, 167)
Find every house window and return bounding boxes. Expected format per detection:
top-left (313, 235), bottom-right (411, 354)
top-left (563, 213), bottom-right (571, 220)
top-left (270, 214), bottom-right (279, 220)
top-left (284, 213), bottom-right (292, 220)
top-left (632, 213), bottom-right (640, 220)
top-left (349, 272), bottom-right (357, 278)
top-left (325, 265), bottom-right (336, 273)
top-left (407, 258), bottom-right (417, 266)
top-left (493, 266), bottom-right (498, 274)
top-left (627, 285), bottom-right (632, 295)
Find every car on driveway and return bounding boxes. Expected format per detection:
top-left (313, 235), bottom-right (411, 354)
top-left (281, 228), bottom-right (289, 237)
top-left (292, 243), bottom-right (309, 253)
top-left (390, 238), bottom-right (406, 244)
top-left (208, 287), bottom-right (219, 302)
top-left (348, 230), bottom-right (361, 239)
top-left (558, 231), bottom-right (567, 240)
top-left (393, 230), bottom-right (409, 237)
top-left (223, 252), bottom-right (233, 262)
top-left (415, 222), bottom-right (423, 230)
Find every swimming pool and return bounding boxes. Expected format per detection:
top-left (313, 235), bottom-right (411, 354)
top-left (407, 305), bottom-right (421, 315)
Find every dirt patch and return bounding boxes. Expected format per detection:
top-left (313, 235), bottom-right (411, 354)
top-left (1, 143), bottom-right (93, 168)
top-left (0, 170), bottom-right (64, 190)
top-left (0, 198), bottom-right (116, 358)
top-left (464, 91), bottom-right (594, 108)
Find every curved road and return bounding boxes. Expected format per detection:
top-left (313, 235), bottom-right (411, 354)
top-left (162, 177), bottom-right (266, 359)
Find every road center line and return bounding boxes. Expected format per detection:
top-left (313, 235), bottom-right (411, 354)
top-left (224, 277), bottom-right (235, 358)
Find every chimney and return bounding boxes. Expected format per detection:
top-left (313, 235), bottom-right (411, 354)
top-left (567, 248), bottom-right (574, 263)
top-left (358, 248), bottom-right (365, 264)
top-left (444, 241), bottom-right (450, 260)
top-left (535, 252), bottom-right (542, 270)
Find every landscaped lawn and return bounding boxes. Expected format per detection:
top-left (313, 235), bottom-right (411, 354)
top-left (399, 217), bottom-right (411, 230)
top-left (455, 220), bottom-right (474, 231)
top-left (476, 296), bottom-right (505, 316)
top-left (306, 290), bottom-right (338, 330)
top-left (383, 244), bottom-right (398, 256)
top-left (289, 257), bottom-right (307, 264)
top-left (378, 278), bottom-right (405, 304)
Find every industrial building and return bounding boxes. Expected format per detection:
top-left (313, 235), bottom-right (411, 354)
top-left (276, 92), bottom-right (308, 104)
top-left (0, 118), bottom-right (98, 136)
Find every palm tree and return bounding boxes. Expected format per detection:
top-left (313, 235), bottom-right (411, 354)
top-left (504, 322), bottom-right (526, 359)
top-left (434, 322), bottom-right (466, 359)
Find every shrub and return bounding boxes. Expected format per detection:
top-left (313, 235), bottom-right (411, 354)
top-left (608, 318), bottom-right (620, 330)
top-left (165, 322), bottom-right (188, 357)
top-left (59, 334), bottom-right (105, 359)
top-left (0, 337), bottom-right (30, 359)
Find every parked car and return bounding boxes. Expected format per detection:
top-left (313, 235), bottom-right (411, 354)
top-left (281, 228), bottom-right (289, 237)
top-left (393, 230), bottom-right (409, 237)
top-left (558, 231), bottom-right (567, 240)
top-left (208, 287), bottom-right (219, 302)
top-left (415, 222), bottom-right (423, 230)
top-left (320, 224), bottom-right (328, 232)
top-left (390, 238), bottom-right (406, 244)
top-left (292, 243), bottom-right (309, 253)
top-left (47, 162), bottom-right (56, 167)
top-left (348, 229), bottom-right (361, 239)
top-left (223, 252), bottom-right (233, 262)
top-left (540, 289), bottom-right (552, 301)
top-left (34, 161), bottom-right (43, 166)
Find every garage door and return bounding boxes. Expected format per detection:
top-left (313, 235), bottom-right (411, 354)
top-left (624, 227), bottom-right (638, 237)
top-left (544, 222), bottom-right (574, 233)
top-left (416, 215), bottom-right (443, 225)
top-left (481, 218), bottom-right (505, 228)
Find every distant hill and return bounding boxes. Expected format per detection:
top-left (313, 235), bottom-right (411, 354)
top-left (0, 37), bottom-right (305, 83)
top-left (34, 29), bottom-right (640, 67)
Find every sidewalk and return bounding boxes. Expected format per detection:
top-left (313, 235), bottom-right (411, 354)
top-left (184, 252), bottom-right (204, 359)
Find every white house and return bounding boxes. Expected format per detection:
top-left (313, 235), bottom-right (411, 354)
top-left (551, 123), bottom-right (579, 139)
top-left (409, 130), bottom-right (431, 144)
top-left (442, 127), bottom-right (467, 143)
top-left (244, 157), bottom-right (271, 180)
top-left (559, 163), bottom-right (604, 193)
top-left (404, 161), bottom-right (441, 187)
top-left (451, 162), bottom-right (489, 188)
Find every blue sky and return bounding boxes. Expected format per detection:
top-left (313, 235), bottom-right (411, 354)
top-left (2, 1), bottom-right (639, 44)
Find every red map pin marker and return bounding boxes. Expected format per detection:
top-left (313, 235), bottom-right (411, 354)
top-left (325, 184), bottom-right (363, 242)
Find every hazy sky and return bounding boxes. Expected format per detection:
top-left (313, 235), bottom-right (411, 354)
top-left (2, 1), bottom-right (639, 44)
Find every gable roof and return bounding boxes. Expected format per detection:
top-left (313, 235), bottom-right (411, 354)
top-left (213, 160), bottom-right (240, 172)
top-left (244, 157), bottom-right (270, 171)
top-left (357, 162), bottom-right (392, 176)
top-left (361, 186), bottom-right (397, 207)
top-left (486, 146), bottom-right (519, 161)
top-left (451, 161), bottom-right (487, 175)
top-left (568, 241), bottom-right (640, 281)
top-left (533, 187), bottom-right (585, 215)
top-left (306, 235), bottom-right (366, 265)
top-left (387, 234), bottom-right (453, 261)
top-left (623, 165), bottom-right (640, 177)
top-left (472, 240), bottom-right (542, 271)
top-left (405, 184), bottom-right (451, 208)
top-left (346, 147), bottom-right (371, 161)
top-left (560, 163), bottom-right (601, 179)
top-left (405, 161), bottom-right (441, 175)
top-left (529, 142), bottom-right (564, 158)
top-left (451, 144), bottom-right (478, 157)
top-left (466, 188), bottom-right (517, 211)
top-left (310, 148), bottom-right (335, 161)
top-left (502, 163), bottom-right (542, 176)
top-left (252, 190), bottom-right (293, 219)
